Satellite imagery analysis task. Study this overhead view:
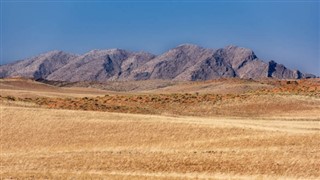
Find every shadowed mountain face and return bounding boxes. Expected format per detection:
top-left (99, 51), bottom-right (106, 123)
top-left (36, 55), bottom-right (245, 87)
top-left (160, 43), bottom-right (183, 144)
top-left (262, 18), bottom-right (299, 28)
top-left (0, 44), bottom-right (316, 81)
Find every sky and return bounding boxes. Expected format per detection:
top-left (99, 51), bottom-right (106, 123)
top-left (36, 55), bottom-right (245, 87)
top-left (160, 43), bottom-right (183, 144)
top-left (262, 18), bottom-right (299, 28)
top-left (1, 1), bottom-right (319, 75)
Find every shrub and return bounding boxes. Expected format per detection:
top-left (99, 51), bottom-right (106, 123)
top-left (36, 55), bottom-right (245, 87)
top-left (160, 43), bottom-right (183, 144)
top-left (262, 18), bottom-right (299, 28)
top-left (6, 96), bottom-right (16, 101)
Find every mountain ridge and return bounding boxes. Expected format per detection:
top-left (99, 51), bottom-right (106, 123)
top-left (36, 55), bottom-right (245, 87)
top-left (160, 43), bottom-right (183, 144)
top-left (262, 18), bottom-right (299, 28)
top-left (0, 44), bottom-right (316, 81)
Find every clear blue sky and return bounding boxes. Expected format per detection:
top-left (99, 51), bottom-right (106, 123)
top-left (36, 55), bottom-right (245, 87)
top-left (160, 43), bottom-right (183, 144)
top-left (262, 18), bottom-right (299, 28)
top-left (1, 1), bottom-right (319, 75)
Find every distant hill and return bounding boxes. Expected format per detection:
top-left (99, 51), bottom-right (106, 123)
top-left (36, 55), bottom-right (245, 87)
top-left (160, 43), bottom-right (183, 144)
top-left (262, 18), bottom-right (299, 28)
top-left (0, 44), bottom-right (316, 81)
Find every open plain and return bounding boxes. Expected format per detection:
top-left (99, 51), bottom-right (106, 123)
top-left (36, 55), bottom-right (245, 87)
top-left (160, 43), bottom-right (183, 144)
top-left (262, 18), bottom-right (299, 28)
top-left (1, 78), bottom-right (319, 179)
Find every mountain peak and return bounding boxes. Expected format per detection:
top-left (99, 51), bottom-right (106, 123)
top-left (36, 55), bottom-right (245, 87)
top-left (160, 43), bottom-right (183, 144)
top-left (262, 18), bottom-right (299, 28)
top-left (224, 45), bottom-right (239, 49)
top-left (37, 50), bottom-right (71, 57)
top-left (87, 48), bottom-right (129, 54)
top-left (175, 44), bottom-right (205, 51)
top-left (224, 45), bottom-right (254, 52)
top-left (223, 45), bottom-right (257, 61)
top-left (84, 49), bottom-right (131, 58)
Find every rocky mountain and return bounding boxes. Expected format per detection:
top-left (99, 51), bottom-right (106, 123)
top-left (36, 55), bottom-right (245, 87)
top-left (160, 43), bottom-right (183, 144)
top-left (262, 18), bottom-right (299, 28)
top-left (0, 51), bottom-right (78, 79)
top-left (0, 44), bottom-right (316, 81)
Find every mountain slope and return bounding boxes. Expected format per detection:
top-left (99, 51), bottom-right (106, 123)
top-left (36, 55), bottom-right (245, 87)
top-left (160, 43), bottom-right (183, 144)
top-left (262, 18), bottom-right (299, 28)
top-left (129, 44), bottom-right (215, 81)
top-left (0, 44), bottom-right (316, 81)
top-left (0, 51), bottom-right (78, 79)
top-left (46, 49), bottom-right (155, 82)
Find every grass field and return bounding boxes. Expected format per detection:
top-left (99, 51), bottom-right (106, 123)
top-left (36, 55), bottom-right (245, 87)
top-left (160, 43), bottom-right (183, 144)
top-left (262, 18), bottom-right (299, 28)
top-left (1, 78), bottom-right (319, 179)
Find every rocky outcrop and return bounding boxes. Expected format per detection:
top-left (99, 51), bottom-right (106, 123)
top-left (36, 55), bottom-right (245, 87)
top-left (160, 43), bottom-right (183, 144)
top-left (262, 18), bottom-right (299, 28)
top-left (0, 44), bottom-right (315, 81)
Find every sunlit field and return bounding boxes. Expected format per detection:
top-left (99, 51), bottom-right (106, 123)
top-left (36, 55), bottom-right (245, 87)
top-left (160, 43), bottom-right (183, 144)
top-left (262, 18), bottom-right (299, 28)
top-left (1, 78), bottom-right (319, 179)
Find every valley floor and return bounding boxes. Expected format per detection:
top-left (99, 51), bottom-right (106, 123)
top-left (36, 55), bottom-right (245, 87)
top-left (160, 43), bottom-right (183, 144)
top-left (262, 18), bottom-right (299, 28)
top-left (0, 78), bottom-right (320, 179)
top-left (1, 106), bottom-right (319, 179)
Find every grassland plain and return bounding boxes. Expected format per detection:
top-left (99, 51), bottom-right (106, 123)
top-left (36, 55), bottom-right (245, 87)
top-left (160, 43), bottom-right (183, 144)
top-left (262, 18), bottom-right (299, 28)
top-left (0, 78), bottom-right (320, 179)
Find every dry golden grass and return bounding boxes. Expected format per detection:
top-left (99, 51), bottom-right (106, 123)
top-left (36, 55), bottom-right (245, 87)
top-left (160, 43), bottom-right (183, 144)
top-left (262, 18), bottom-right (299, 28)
top-left (1, 106), bottom-right (319, 179)
top-left (1, 78), bottom-right (320, 179)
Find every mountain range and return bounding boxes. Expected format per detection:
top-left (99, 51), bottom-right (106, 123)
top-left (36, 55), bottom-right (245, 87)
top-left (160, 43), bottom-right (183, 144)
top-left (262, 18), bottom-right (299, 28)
top-left (0, 44), bottom-right (316, 82)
